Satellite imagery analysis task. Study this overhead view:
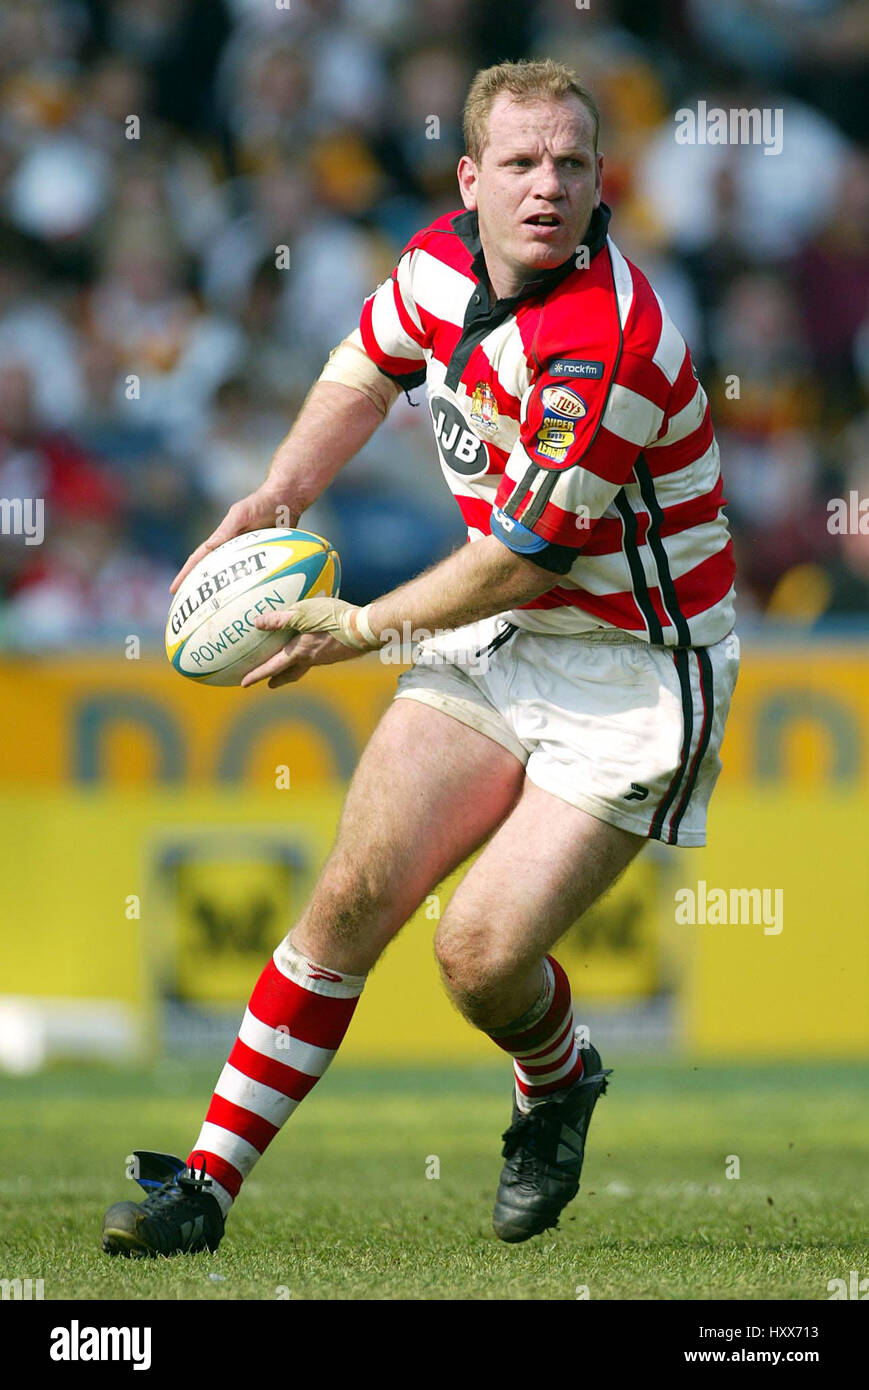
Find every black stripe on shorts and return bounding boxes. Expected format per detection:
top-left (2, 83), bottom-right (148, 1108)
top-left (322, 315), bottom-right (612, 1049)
top-left (649, 648), bottom-right (694, 842)
top-left (666, 647), bottom-right (715, 844)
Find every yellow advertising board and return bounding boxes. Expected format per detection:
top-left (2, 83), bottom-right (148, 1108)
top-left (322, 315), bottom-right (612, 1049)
top-left (0, 788), bottom-right (673, 1062)
top-left (0, 654), bottom-right (395, 788)
top-left (681, 788), bottom-right (869, 1057)
top-left (1, 639), bottom-right (869, 792)
top-left (1, 641), bottom-right (868, 1062)
top-left (1, 783), bottom-right (867, 1061)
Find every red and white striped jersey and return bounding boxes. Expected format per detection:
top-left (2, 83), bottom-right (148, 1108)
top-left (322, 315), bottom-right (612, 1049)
top-left (358, 203), bottom-right (736, 647)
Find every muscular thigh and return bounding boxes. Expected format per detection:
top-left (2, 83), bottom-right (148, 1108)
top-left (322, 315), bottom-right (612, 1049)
top-left (437, 779), bottom-right (646, 979)
top-left (293, 699), bottom-right (526, 969)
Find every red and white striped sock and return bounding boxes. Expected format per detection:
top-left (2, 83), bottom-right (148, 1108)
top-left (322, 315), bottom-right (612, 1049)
top-left (187, 936), bottom-right (366, 1217)
top-left (487, 956), bottom-right (584, 1113)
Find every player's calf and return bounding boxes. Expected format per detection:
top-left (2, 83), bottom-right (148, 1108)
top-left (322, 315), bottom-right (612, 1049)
top-left (436, 934), bottom-right (611, 1242)
top-left (100, 934), bottom-right (367, 1256)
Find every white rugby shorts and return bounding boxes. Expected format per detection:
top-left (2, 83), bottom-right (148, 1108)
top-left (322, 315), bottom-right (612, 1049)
top-left (393, 617), bottom-right (739, 846)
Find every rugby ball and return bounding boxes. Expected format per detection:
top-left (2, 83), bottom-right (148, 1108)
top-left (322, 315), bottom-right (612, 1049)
top-left (165, 527), bottom-right (341, 685)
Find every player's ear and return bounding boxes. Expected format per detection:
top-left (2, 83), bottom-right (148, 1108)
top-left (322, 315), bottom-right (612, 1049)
top-left (457, 155), bottom-right (478, 210)
top-left (594, 153), bottom-right (604, 207)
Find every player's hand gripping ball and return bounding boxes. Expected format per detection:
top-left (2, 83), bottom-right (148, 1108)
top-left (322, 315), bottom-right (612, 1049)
top-left (165, 528), bottom-right (342, 686)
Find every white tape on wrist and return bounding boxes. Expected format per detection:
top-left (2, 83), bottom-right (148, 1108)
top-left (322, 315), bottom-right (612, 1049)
top-left (353, 604), bottom-right (379, 649)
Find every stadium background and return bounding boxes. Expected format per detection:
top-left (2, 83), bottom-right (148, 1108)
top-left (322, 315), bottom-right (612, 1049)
top-left (0, 0), bottom-right (867, 1076)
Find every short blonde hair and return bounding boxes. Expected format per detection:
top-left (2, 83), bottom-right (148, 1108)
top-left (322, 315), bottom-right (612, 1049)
top-left (463, 59), bottom-right (601, 164)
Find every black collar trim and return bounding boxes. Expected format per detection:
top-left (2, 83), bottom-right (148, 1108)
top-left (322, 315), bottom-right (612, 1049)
top-left (451, 202), bottom-right (611, 305)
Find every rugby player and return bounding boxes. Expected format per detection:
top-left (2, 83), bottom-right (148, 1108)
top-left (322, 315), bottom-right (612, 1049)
top-left (101, 59), bottom-right (738, 1257)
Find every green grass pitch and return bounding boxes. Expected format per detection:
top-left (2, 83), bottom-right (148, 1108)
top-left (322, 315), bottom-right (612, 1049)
top-left (1, 1059), bottom-right (866, 1300)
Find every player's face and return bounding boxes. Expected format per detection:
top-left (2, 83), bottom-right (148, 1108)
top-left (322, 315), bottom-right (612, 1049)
top-left (458, 94), bottom-right (603, 299)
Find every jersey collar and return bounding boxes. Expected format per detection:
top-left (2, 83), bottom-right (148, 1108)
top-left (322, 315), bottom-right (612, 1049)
top-left (452, 202), bottom-right (612, 307)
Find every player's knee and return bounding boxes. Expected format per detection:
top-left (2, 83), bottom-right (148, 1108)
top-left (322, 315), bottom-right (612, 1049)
top-left (435, 917), bottom-right (513, 1005)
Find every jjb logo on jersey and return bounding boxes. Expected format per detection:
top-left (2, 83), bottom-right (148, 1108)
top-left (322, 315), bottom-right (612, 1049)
top-left (430, 394), bottom-right (489, 477)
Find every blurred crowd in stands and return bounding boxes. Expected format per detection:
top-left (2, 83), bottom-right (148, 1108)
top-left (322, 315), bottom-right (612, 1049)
top-left (0, 0), bottom-right (866, 648)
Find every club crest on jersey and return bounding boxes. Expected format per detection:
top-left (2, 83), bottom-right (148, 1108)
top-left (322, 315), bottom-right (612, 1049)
top-left (469, 381), bottom-right (499, 437)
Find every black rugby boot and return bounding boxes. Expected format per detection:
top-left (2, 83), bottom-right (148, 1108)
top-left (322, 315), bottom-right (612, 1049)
top-left (101, 1151), bottom-right (224, 1257)
top-left (493, 1041), bottom-right (612, 1243)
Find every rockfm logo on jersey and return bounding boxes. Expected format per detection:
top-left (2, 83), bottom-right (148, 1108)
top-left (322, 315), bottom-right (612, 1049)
top-left (674, 882), bottom-right (784, 935)
top-left (674, 101), bottom-right (784, 156)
